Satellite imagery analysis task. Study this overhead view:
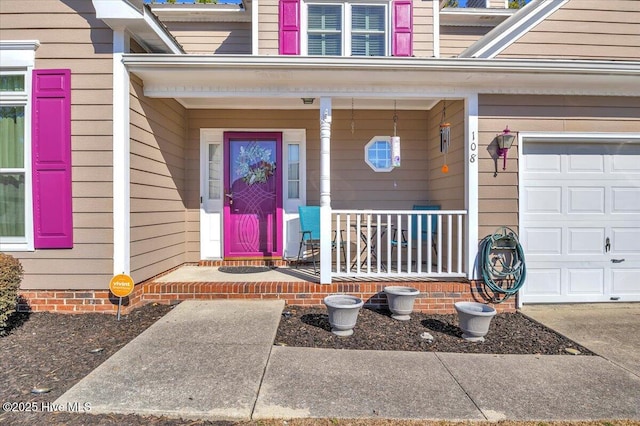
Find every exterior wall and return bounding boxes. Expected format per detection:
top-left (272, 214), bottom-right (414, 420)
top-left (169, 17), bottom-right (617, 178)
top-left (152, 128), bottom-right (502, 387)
top-left (498, 0), bottom-right (640, 60)
top-left (1, 0), bottom-right (115, 290)
top-left (129, 75), bottom-right (188, 284)
top-left (186, 108), bottom-right (438, 261)
top-left (258, 0), bottom-right (434, 57)
top-left (440, 26), bottom-right (491, 58)
top-left (427, 100), bottom-right (465, 210)
top-left (477, 94), bottom-right (640, 239)
top-left (164, 22), bottom-right (251, 54)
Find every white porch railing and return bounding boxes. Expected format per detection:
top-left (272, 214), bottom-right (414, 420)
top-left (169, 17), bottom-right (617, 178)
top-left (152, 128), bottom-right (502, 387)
top-left (331, 209), bottom-right (467, 279)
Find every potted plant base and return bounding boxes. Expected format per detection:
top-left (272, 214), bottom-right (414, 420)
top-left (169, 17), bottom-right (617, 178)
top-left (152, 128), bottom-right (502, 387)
top-left (454, 301), bottom-right (497, 342)
top-left (384, 286), bottom-right (420, 321)
top-left (323, 294), bottom-right (364, 336)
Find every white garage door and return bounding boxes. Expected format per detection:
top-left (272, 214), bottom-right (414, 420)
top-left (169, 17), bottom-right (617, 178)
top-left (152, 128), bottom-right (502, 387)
top-left (521, 142), bottom-right (640, 303)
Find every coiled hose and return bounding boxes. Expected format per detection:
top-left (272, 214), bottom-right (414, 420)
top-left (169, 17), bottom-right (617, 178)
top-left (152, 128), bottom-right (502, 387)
top-left (480, 226), bottom-right (526, 303)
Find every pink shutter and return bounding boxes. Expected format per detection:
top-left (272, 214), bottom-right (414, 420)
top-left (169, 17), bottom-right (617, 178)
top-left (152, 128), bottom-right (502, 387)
top-left (392, 0), bottom-right (413, 57)
top-left (279, 0), bottom-right (300, 55)
top-left (32, 69), bottom-right (73, 249)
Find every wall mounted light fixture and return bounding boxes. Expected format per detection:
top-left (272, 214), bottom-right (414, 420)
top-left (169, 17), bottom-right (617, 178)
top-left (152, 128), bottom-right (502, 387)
top-left (495, 126), bottom-right (516, 171)
top-left (301, 97), bottom-right (315, 105)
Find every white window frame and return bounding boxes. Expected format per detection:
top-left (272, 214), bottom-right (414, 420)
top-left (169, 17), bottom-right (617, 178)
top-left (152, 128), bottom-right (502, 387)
top-left (364, 135), bottom-right (394, 172)
top-left (301, 0), bottom-right (391, 57)
top-left (0, 41), bottom-right (38, 252)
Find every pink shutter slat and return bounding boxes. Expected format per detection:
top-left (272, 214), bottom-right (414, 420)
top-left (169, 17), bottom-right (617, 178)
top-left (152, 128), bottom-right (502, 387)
top-left (392, 0), bottom-right (413, 57)
top-left (32, 69), bottom-right (73, 249)
top-left (279, 0), bottom-right (301, 55)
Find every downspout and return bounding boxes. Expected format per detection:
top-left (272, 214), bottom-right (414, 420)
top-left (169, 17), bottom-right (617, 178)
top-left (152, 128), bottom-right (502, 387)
top-left (319, 97), bottom-right (332, 284)
top-left (433, 0), bottom-right (440, 58)
top-left (112, 30), bottom-right (131, 276)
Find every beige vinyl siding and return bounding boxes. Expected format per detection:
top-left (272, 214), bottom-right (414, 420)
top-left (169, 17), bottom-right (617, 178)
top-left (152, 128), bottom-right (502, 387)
top-left (258, 0), bottom-right (279, 54)
top-left (129, 75), bottom-right (188, 283)
top-left (488, 0), bottom-right (506, 8)
top-left (413, 0), bottom-right (435, 58)
top-left (440, 26), bottom-right (491, 57)
top-left (2, 0), bottom-right (114, 290)
top-left (498, 0), bottom-right (640, 60)
top-left (164, 22), bottom-right (251, 54)
top-left (477, 94), bottom-right (640, 239)
top-left (258, 0), bottom-right (434, 57)
top-left (426, 100), bottom-right (465, 210)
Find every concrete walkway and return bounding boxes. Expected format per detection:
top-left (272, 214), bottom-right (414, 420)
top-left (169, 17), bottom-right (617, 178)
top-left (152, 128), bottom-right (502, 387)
top-left (56, 300), bottom-right (640, 422)
top-left (521, 303), bottom-right (640, 377)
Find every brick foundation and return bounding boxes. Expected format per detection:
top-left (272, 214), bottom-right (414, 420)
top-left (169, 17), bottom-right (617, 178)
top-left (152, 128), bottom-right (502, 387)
top-left (19, 281), bottom-right (515, 315)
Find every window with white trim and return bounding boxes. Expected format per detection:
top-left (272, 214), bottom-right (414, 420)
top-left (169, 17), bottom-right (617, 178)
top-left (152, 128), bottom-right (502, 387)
top-left (365, 136), bottom-right (393, 172)
top-left (0, 72), bottom-right (31, 248)
top-left (304, 1), bottom-right (390, 56)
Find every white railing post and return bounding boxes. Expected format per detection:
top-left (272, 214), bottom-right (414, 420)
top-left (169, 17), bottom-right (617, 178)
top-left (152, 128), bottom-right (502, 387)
top-left (465, 94), bottom-right (480, 279)
top-left (319, 97), bottom-right (332, 284)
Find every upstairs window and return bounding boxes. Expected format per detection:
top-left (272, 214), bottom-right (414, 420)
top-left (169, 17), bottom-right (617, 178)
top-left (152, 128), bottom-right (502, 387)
top-left (305, 2), bottom-right (389, 56)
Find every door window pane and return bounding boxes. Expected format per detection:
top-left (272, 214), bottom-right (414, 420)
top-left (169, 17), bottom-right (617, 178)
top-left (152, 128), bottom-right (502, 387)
top-left (208, 144), bottom-right (221, 199)
top-left (288, 144), bottom-right (300, 199)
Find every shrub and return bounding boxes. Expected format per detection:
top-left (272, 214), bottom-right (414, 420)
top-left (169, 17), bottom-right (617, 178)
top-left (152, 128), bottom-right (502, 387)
top-left (0, 253), bottom-right (23, 334)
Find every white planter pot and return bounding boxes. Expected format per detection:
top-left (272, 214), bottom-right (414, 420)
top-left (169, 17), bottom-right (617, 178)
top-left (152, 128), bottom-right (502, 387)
top-left (454, 301), bottom-right (497, 342)
top-left (323, 294), bottom-right (364, 336)
top-left (384, 286), bottom-right (420, 321)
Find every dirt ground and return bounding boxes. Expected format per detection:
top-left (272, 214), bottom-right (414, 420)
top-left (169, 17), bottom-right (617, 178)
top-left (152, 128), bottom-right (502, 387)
top-left (0, 302), bottom-right (616, 426)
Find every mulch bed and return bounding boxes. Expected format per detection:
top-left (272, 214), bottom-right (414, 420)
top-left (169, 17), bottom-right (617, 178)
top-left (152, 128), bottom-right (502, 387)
top-left (1, 301), bottom-right (594, 425)
top-left (275, 306), bottom-right (595, 355)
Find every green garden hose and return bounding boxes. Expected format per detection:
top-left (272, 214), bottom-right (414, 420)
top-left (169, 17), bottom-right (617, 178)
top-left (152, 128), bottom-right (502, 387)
top-left (480, 226), bottom-right (526, 303)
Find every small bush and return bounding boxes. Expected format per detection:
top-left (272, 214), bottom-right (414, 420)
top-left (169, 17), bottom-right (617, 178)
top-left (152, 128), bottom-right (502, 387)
top-left (0, 253), bottom-right (23, 334)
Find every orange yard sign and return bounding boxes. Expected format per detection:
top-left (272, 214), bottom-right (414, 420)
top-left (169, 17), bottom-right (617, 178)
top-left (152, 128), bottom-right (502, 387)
top-left (109, 274), bottom-right (135, 298)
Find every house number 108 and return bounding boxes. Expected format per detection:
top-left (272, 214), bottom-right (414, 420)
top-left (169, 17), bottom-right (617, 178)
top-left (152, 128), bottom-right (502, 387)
top-left (469, 142), bottom-right (477, 163)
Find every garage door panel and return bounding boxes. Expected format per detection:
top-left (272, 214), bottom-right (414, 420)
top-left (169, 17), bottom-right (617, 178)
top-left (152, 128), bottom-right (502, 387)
top-left (568, 228), bottom-right (604, 254)
top-left (612, 228), bottom-right (640, 253)
top-left (524, 228), bottom-right (562, 254)
top-left (568, 155), bottom-right (604, 173)
top-left (612, 187), bottom-right (640, 213)
top-left (568, 268), bottom-right (604, 295)
top-left (524, 268), bottom-right (561, 295)
top-left (568, 187), bottom-right (605, 214)
top-left (523, 153), bottom-right (561, 172)
top-left (523, 187), bottom-right (562, 213)
top-left (612, 155), bottom-right (640, 173)
top-left (612, 269), bottom-right (640, 294)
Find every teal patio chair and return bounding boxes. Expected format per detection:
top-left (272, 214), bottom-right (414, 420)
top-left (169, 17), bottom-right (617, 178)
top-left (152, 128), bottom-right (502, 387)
top-left (296, 206), bottom-right (346, 274)
top-left (390, 205), bottom-right (440, 267)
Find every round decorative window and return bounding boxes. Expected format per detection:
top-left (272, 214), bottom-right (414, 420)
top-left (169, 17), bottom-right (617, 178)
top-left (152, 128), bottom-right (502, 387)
top-left (364, 136), bottom-right (393, 172)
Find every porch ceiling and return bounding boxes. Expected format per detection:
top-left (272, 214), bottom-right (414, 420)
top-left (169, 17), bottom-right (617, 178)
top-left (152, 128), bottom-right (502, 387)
top-left (123, 55), bottom-right (640, 109)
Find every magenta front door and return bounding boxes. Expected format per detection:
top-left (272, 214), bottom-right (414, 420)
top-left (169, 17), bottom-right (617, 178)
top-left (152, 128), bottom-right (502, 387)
top-left (224, 132), bottom-right (283, 258)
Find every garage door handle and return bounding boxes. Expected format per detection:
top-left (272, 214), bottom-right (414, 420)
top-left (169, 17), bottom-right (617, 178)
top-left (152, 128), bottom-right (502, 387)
top-left (611, 259), bottom-right (625, 264)
top-left (605, 237), bottom-right (611, 253)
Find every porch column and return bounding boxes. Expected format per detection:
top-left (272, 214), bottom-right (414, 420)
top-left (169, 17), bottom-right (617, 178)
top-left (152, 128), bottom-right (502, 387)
top-left (319, 97), bottom-right (332, 284)
top-left (113, 29), bottom-right (131, 276)
top-left (465, 94), bottom-right (479, 279)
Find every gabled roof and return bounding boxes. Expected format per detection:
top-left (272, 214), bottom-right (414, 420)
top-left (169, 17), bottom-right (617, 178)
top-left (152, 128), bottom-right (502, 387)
top-left (459, 0), bottom-right (570, 58)
top-left (92, 0), bottom-right (184, 54)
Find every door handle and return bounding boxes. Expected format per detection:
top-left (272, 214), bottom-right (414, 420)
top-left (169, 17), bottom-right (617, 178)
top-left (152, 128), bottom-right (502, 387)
top-left (224, 191), bottom-right (234, 205)
top-left (605, 237), bottom-right (611, 253)
top-left (611, 259), bottom-right (625, 264)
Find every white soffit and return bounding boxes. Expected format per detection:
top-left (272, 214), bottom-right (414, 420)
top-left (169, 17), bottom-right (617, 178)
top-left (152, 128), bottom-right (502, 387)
top-left (150, 2), bottom-right (250, 23)
top-left (123, 55), bottom-right (640, 106)
top-left (92, 0), bottom-right (183, 54)
top-left (439, 7), bottom-right (515, 27)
